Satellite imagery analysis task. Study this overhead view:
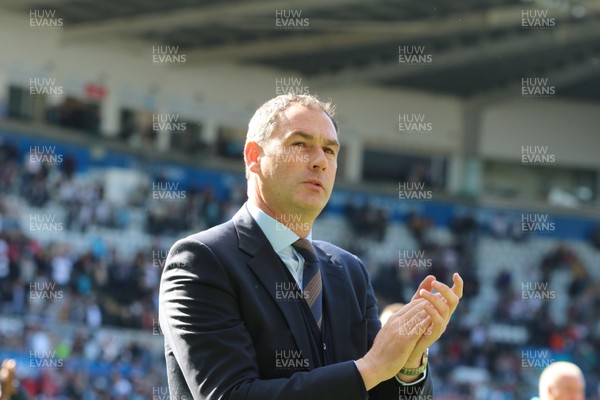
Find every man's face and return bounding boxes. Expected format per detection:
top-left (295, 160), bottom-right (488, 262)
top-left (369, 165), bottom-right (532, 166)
top-left (549, 375), bottom-right (585, 400)
top-left (254, 103), bottom-right (339, 218)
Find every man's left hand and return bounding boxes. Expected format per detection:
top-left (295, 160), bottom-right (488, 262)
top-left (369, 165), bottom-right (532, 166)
top-left (403, 273), bottom-right (463, 366)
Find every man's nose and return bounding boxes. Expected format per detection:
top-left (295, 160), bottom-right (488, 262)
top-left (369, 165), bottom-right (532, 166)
top-left (310, 148), bottom-right (327, 170)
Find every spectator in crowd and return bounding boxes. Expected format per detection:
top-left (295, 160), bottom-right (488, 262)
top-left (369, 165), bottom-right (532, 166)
top-left (407, 212), bottom-right (432, 247)
top-left (538, 361), bottom-right (585, 400)
top-left (372, 260), bottom-right (407, 308)
top-left (343, 200), bottom-right (390, 242)
top-left (490, 212), bottom-right (509, 239)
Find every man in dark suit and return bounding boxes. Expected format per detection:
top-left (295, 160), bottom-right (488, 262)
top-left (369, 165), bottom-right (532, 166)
top-left (159, 94), bottom-right (463, 399)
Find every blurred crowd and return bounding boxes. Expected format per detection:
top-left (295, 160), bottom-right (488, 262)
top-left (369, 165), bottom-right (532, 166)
top-left (370, 211), bottom-right (600, 398)
top-left (0, 140), bottom-right (244, 398)
top-left (0, 138), bottom-right (599, 399)
top-left (344, 201), bottom-right (390, 243)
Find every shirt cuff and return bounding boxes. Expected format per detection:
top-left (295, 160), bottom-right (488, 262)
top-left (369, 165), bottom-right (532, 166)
top-left (351, 361), bottom-right (427, 387)
top-left (395, 366), bottom-right (427, 386)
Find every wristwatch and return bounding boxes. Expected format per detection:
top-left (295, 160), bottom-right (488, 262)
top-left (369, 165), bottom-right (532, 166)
top-left (399, 348), bottom-right (429, 376)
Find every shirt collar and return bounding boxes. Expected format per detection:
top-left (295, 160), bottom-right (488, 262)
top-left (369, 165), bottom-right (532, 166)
top-left (246, 201), bottom-right (312, 254)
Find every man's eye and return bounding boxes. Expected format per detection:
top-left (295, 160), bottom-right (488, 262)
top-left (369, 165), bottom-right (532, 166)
top-left (292, 142), bottom-right (306, 147)
top-left (324, 148), bottom-right (335, 155)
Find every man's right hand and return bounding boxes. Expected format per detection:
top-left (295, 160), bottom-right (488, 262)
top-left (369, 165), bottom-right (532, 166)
top-left (356, 299), bottom-right (431, 390)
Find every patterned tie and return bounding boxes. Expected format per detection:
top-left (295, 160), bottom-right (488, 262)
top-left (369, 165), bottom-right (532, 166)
top-left (292, 238), bottom-right (323, 330)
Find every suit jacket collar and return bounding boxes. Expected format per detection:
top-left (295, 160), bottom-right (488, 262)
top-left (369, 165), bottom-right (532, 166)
top-left (233, 203), bottom-right (268, 257)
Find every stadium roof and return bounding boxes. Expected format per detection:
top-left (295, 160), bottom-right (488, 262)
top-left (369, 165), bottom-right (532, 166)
top-left (4, 0), bottom-right (600, 101)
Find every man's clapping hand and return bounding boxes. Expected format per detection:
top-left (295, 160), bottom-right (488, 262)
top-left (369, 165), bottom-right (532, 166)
top-left (356, 273), bottom-right (463, 390)
top-left (405, 273), bottom-right (463, 366)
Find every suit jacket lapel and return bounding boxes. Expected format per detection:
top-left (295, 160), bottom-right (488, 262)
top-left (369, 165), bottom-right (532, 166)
top-left (316, 246), bottom-right (350, 363)
top-left (233, 205), bottom-right (318, 370)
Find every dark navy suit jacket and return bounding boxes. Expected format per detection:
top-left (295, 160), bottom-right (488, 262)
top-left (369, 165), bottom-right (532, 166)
top-left (159, 204), bottom-right (432, 399)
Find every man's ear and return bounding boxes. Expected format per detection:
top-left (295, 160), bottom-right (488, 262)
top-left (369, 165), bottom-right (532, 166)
top-left (244, 141), bottom-right (263, 175)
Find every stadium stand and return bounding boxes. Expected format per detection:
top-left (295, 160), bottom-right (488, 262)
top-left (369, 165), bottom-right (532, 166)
top-left (1, 126), bottom-right (599, 398)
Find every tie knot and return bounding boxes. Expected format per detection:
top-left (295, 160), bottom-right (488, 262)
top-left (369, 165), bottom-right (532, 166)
top-left (292, 238), bottom-right (318, 263)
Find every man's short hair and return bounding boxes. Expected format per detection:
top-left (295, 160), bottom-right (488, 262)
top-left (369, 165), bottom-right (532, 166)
top-left (244, 94), bottom-right (337, 178)
top-left (539, 361), bottom-right (584, 400)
